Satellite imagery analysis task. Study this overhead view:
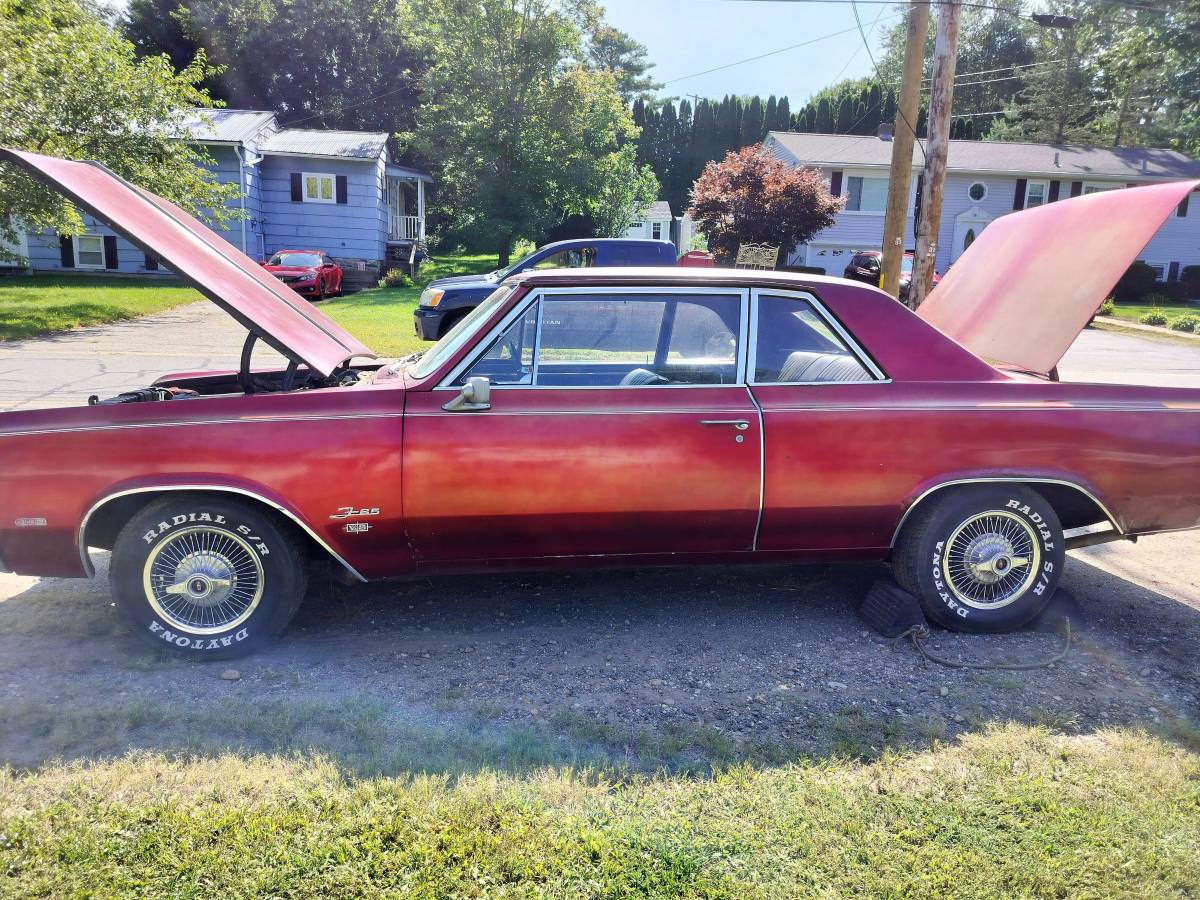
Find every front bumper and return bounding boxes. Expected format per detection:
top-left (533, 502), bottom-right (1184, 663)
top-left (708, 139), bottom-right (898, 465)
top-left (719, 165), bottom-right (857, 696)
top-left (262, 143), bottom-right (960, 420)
top-left (413, 306), bottom-right (446, 341)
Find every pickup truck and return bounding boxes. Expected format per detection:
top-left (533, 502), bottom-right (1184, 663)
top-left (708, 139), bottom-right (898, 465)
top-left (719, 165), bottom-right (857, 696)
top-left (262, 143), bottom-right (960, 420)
top-left (413, 238), bottom-right (677, 340)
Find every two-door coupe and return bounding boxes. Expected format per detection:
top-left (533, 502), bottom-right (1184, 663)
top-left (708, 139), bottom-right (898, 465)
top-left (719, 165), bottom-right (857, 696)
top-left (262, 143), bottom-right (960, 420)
top-left (1, 147), bottom-right (1198, 659)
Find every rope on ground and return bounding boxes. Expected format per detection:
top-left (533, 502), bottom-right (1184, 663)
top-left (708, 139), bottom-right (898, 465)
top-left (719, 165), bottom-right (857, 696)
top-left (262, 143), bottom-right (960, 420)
top-left (896, 619), bottom-right (1072, 670)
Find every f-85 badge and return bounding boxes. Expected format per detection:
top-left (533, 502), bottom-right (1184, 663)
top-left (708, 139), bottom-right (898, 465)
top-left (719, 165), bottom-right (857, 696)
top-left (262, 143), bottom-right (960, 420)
top-left (330, 506), bottom-right (380, 520)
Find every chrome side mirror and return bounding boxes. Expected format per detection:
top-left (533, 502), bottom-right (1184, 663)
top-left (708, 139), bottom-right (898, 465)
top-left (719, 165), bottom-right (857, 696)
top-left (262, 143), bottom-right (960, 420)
top-left (442, 376), bottom-right (491, 412)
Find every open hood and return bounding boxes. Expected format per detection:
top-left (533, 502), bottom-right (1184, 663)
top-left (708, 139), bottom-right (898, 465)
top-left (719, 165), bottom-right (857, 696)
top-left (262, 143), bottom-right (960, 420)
top-left (916, 179), bottom-right (1198, 376)
top-left (2, 148), bottom-right (374, 376)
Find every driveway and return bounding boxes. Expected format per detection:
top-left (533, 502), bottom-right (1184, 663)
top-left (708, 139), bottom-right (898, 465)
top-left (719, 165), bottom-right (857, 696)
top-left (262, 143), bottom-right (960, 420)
top-left (0, 312), bottom-right (1197, 773)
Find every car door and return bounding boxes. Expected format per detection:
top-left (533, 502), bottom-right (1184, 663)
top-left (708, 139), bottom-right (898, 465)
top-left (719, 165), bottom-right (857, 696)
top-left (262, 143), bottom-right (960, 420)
top-left (401, 287), bottom-right (761, 564)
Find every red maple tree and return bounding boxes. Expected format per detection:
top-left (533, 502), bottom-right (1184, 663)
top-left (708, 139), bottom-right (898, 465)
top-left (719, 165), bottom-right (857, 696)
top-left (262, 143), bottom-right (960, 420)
top-left (688, 147), bottom-right (843, 263)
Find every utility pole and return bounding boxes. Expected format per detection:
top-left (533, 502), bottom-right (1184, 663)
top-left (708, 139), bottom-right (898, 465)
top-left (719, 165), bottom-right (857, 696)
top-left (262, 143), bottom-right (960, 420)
top-left (879, 0), bottom-right (930, 300)
top-left (909, 0), bottom-right (962, 308)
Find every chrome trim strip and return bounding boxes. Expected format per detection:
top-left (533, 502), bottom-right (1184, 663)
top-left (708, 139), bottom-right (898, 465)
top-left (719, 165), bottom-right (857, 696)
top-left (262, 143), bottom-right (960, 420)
top-left (404, 407), bottom-right (759, 417)
top-left (77, 485), bottom-right (368, 582)
top-left (745, 385), bottom-right (766, 552)
top-left (748, 288), bottom-right (887, 383)
top-left (888, 476), bottom-right (1123, 548)
top-left (0, 412), bottom-right (405, 440)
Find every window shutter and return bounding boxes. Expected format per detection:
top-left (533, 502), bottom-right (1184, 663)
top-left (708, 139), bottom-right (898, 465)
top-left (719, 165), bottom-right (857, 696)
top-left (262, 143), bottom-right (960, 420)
top-left (335, 175), bottom-right (348, 204)
top-left (1168, 261), bottom-right (1180, 282)
top-left (103, 235), bottom-right (119, 270)
top-left (829, 170), bottom-right (843, 196)
top-left (1013, 179), bottom-right (1027, 210)
top-left (1048, 180), bottom-right (1060, 203)
top-left (1070, 181), bottom-right (1083, 198)
top-left (290, 173), bottom-right (303, 202)
top-left (59, 235), bottom-right (74, 268)
top-left (144, 252), bottom-right (159, 271)
top-left (1178, 194), bottom-right (1190, 218)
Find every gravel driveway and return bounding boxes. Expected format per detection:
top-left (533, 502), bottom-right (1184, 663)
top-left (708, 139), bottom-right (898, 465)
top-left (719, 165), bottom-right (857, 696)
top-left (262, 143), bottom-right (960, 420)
top-left (0, 310), bottom-right (1197, 773)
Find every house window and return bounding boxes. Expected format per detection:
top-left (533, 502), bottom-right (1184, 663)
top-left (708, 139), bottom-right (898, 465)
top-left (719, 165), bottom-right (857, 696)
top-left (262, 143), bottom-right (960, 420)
top-left (629, 221), bottom-right (644, 230)
top-left (968, 182), bottom-right (988, 202)
top-left (651, 221), bottom-right (663, 240)
top-left (1082, 182), bottom-right (1118, 195)
top-left (845, 176), bottom-right (888, 212)
top-left (1024, 180), bottom-right (1049, 208)
top-left (303, 173), bottom-right (336, 204)
top-left (74, 234), bottom-right (105, 268)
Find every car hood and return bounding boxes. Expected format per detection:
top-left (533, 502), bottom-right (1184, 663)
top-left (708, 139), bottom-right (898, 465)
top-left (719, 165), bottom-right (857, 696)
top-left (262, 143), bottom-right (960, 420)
top-left (429, 272), bottom-right (497, 290)
top-left (916, 179), bottom-right (1197, 376)
top-left (2, 148), bottom-right (373, 376)
top-left (265, 266), bottom-right (317, 276)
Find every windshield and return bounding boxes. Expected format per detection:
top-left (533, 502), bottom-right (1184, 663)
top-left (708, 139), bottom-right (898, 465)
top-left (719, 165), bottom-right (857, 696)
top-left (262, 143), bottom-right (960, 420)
top-left (489, 248), bottom-right (542, 281)
top-left (269, 252), bottom-right (322, 267)
top-left (409, 285), bottom-right (517, 379)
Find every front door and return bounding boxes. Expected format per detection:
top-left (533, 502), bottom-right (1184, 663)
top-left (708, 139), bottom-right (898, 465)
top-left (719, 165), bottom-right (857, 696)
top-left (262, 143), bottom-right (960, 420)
top-left (402, 288), bottom-right (761, 564)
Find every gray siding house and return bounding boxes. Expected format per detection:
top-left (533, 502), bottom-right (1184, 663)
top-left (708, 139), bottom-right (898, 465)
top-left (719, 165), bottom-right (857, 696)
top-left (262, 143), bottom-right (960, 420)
top-left (9, 109), bottom-right (431, 283)
top-left (764, 132), bottom-right (1200, 281)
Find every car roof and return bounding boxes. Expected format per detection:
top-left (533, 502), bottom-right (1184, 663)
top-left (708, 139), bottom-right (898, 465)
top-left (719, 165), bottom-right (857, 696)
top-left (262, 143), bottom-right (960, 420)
top-left (507, 266), bottom-right (863, 291)
top-left (274, 249), bottom-right (326, 254)
top-left (536, 238), bottom-right (675, 252)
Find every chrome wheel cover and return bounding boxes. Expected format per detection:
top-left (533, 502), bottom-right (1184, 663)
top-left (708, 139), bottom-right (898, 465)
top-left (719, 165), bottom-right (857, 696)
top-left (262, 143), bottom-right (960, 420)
top-left (142, 526), bottom-right (264, 635)
top-left (941, 510), bottom-right (1040, 610)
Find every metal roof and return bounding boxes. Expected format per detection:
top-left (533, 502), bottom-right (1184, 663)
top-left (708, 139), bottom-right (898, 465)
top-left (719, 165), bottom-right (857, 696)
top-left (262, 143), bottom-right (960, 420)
top-left (183, 109), bottom-right (276, 144)
top-left (766, 131), bottom-right (1200, 179)
top-left (259, 129), bottom-right (389, 160)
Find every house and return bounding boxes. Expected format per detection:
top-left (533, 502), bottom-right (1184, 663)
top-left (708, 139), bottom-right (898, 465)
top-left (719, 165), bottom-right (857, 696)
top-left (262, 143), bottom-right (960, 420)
top-left (13, 108), bottom-right (432, 286)
top-left (623, 200), bottom-right (695, 253)
top-left (763, 131), bottom-right (1200, 281)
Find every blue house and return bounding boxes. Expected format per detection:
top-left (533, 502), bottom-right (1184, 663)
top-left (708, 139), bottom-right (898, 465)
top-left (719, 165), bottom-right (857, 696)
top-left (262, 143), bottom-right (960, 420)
top-left (763, 131), bottom-right (1200, 282)
top-left (8, 109), bottom-right (431, 286)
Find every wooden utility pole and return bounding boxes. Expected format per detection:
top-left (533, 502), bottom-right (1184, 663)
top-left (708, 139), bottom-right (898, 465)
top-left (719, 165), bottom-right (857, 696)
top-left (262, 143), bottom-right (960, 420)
top-left (909, 0), bottom-right (962, 308)
top-left (879, 0), bottom-right (930, 300)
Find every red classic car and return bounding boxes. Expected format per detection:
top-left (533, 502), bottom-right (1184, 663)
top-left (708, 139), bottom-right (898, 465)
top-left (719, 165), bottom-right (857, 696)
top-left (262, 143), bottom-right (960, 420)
top-left (261, 249), bottom-right (342, 300)
top-left (1, 147), bottom-right (1198, 659)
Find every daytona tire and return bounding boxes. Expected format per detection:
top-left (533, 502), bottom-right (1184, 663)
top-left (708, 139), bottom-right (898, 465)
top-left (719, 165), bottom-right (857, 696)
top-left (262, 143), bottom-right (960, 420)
top-left (110, 495), bottom-right (307, 659)
top-left (892, 485), bottom-right (1065, 633)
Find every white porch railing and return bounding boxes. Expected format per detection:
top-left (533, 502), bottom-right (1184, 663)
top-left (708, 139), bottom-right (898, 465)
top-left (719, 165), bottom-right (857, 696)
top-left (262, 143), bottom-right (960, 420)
top-left (389, 214), bottom-right (423, 241)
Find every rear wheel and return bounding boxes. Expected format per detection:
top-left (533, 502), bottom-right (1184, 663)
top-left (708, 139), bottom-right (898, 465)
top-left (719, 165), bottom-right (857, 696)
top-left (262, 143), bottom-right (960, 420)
top-left (892, 485), bottom-right (1064, 633)
top-left (110, 496), bottom-right (307, 658)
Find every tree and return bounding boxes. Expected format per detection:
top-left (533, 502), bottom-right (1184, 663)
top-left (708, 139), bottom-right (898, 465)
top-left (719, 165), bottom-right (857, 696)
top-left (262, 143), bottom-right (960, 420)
top-left (581, 21), bottom-right (662, 102)
top-left (0, 0), bottom-right (238, 258)
top-left (409, 0), bottom-right (654, 265)
top-left (688, 146), bottom-right (843, 261)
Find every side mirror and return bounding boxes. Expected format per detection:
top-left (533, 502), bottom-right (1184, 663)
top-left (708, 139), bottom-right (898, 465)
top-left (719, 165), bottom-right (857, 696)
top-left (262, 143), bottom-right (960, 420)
top-left (442, 376), bottom-right (491, 412)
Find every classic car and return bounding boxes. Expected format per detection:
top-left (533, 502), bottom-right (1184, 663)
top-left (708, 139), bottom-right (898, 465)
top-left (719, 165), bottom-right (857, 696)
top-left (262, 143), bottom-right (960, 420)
top-left (414, 238), bottom-right (678, 340)
top-left (261, 249), bottom-right (343, 301)
top-left (1, 147), bottom-right (1198, 660)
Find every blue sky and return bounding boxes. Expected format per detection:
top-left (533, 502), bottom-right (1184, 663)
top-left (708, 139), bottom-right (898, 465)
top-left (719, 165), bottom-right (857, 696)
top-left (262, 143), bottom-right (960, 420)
top-left (599, 0), bottom-right (899, 105)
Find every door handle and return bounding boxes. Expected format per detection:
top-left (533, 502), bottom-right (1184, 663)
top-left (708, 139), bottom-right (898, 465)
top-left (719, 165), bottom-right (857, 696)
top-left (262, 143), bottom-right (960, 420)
top-left (699, 419), bottom-right (750, 430)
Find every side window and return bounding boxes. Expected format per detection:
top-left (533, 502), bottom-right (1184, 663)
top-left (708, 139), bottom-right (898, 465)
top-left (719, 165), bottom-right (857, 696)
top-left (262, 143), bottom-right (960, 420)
top-left (532, 247), bottom-right (595, 270)
top-left (535, 293), bottom-right (741, 387)
top-left (753, 295), bottom-right (875, 384)
top-left (458, 303), bottom-right (538, 385)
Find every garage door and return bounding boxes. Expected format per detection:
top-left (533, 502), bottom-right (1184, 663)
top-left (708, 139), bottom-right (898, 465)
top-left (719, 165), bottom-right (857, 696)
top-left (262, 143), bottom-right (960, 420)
top-left (803, 243), bottom-right (879, 275)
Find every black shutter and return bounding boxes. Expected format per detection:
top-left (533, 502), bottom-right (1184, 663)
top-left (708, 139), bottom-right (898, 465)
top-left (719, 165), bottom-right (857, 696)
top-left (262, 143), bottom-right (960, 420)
top-left (1048, 180), bottom-right (1060, 203)
top-left (103, 235), bottom-right (118, 270)
top-left (1168, 261), bottom-right (1180, 282)
top-left (1013, 178), bottom-right (1027, 210)
top-left (335, 175), bottom-right (348, 204)
top-left (1178, 194), bottom-right (1190, 218)
top-left (144, 252), bottom-right (159, 271)
top-left (290, 173), bottom-right (303, 202)
top-left (59, 235), bottom-right (74, 268)
top-left (830, 170), bottom-right (843, 196)
top-left (1070, 181), bottom-right (1083, 198)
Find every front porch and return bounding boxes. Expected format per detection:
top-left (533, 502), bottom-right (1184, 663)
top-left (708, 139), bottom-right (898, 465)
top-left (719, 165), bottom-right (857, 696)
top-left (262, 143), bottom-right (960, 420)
top-left (385, 165), bottom-right (431, 244)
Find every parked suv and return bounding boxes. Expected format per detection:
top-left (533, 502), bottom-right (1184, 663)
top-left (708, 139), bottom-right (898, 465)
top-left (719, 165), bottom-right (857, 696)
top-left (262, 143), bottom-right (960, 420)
top-left (843, 250), bottom-right (940, 300)
top-left (413, 238), bottom-right (678, 340)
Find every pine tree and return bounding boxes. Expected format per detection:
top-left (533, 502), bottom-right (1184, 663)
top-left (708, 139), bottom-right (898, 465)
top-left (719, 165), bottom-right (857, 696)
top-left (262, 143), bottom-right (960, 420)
top-left (815, 98), bottom-right (832, 133)
top-left (776, 96), bottom-right (790, 131)
top-left (835, 96), bottom-right (854, 133)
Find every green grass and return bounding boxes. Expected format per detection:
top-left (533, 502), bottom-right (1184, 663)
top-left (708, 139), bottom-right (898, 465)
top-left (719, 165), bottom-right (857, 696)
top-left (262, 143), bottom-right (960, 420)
top-left (1105, 301), bottom-right (1200, 327)
top-left (0, 274), bottom-right (203, 340)
top-left (321, 251), bottom-right (499, 356)
top-left (1, 725), bottom-right (1197, 897)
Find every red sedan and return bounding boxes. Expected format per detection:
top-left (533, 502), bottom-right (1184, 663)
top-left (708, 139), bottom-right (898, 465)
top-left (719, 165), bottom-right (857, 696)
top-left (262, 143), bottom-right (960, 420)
top-left (262, 249), bottom-right (342, 300)
top-left (1, 146), bottom-right (1198, 659)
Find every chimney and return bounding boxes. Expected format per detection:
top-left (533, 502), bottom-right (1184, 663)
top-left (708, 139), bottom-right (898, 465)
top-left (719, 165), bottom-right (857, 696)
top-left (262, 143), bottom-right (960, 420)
top-left (878, 122), bottom-right (894, 141)
top-left (1054, 151), bottom-right (1061, 168)
top-left (1141, 157), bottom-right (1149, 175)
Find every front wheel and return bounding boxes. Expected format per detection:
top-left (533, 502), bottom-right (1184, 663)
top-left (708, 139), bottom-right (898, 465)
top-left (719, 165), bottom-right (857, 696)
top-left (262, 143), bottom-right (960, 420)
top-left (110, 495), bottom-right (308, 658)
top-left (892, 485), bottom-right (1065, 633)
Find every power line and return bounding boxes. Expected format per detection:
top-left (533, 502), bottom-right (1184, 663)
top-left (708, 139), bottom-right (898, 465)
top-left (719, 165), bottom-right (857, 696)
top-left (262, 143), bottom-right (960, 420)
top-left (715, 0), bottom-right (1173, 15)
top-left (851, 0), bottom-right (926, 161)
top-left (830, 1), bottom-right (888, 81)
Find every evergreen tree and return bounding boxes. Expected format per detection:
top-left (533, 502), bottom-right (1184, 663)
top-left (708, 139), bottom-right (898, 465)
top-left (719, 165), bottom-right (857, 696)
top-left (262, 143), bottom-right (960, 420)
top-left (835, 96), bottom-right (854, 133)
top-left (776, 96), bottom-right (790, 131)
top-left (815, 98), bottom-right (833, 133)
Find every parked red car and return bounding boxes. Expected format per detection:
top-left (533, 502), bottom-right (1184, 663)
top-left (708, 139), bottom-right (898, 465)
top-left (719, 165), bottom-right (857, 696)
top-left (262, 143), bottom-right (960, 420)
top-left (262, 249), bottom-right (342, 300)
top-left (843, 250), bottom-right (940, 300)
top-left (2, 147), bottom-right (1198, 659)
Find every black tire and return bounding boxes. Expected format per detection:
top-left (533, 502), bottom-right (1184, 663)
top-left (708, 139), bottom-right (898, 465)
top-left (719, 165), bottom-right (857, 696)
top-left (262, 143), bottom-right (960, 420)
top-left (316, 278), bottom-right (327, 302)
top-left (892, 484), bottom-right (1065, 633)
top-left (110, 495), bottom-right (308, 659)
top-left (437, 308), bottom-right (470, 338)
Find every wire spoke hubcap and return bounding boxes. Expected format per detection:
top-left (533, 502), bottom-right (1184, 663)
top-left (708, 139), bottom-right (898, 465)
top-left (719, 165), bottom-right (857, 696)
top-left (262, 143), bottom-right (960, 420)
top-left (143, 527), bottom-right (264, 634)
top-left (942, 511), bottom-right (1040, 610)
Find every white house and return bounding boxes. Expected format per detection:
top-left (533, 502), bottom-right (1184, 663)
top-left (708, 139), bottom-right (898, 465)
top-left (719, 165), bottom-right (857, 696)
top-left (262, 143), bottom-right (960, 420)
top-left (763, 131), bottom-right (1200, 281)
top-left (624, 200), bottom-right (695, 252)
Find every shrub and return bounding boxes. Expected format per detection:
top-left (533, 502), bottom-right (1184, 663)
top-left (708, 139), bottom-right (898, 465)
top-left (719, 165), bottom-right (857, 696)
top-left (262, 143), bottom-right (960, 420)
top-left (1097, 300), bottom-right (1115, 317)
top-left (1181, 265), bottom-right (1200, 298)
top-left (1170, 315), bottom-right (1199, 333)
top-left (378, 268), bottom-right (409, 288)
top-left (1114, 261), bottom-right (1159, 302)
top-left (1160, 280), bottom-right (1191, 303)
top-left (1142, 292), bottom-right (1171, 307)
top-left (1139, 312), bottom-right (1169, 327)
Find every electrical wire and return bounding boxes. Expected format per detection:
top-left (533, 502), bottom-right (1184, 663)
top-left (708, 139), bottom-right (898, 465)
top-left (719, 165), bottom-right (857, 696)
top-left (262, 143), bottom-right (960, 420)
top-left (851, 0), bottom-right (926, 160)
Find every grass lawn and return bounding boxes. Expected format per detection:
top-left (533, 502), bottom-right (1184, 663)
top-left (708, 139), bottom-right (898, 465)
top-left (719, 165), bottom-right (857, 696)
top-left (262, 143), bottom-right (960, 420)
top-left (1105, 301), bottom-right (1200, 327)
top-left (1, 725), bottom-right (1197, 896)
top-left (0, 274), bottom-right (203, 341)
top-left (321, 251), bottom-right (498, 356)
